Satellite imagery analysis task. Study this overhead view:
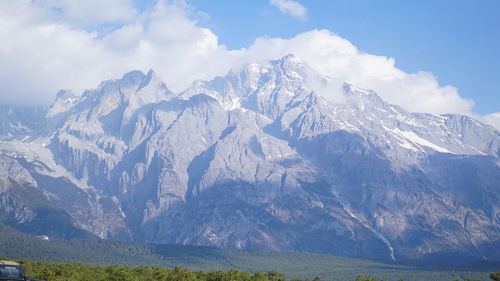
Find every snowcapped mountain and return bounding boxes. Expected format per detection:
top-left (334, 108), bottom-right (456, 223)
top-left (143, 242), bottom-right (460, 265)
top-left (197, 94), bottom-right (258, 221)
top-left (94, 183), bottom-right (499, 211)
top-left (0, 55), bottom-right (499, 262)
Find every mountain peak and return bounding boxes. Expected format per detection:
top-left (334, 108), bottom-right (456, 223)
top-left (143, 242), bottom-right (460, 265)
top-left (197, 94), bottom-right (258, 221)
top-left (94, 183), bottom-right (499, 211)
top-left (88, 70), bottom-right (146, 97)
top-left (122, 70), bottom-right (146, 84)
top-left (46, 89), bottom-right (78, 118)
top-left (280, 53), bottom-right (301, 62)
top-left (343, 82), bottom-right (385, 104)
top-left (343, 83), bottom-right (372, 95)
top-left (274, 54), bottom-right (306, 71)
top-left (55, 89), bottom-right (76, 100)
top-left (138, 69), bottom-right (166, 91)
top-left (144, 69), bottom-right (159, 82)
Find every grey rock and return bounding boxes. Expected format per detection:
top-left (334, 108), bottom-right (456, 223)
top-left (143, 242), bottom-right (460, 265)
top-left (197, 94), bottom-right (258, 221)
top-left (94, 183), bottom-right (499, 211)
top-left (0, 55), bottom-right (498, 262)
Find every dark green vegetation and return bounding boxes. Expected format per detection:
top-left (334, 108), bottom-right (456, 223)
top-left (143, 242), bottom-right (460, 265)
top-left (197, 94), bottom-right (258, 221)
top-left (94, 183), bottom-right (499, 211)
top-left (1, 224), bottom-right (498, 281)
top-left (18, 261), bottom-right (308, 281)
top-left (9, 261), bottom-right (500, 281)
top-left (489, 272), bottom-right (500, 281)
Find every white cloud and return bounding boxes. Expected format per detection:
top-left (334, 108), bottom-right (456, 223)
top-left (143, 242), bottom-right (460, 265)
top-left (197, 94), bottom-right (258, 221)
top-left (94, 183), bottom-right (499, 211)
top-left (484, 112), bottom-right (500, 130)
top-left (0, 0), bottom-right (232, 106)
top-left (0, 0), bottom-right (490, 125)
top-left (238, 30), bottom-right (474, 115)
top-left (269, 0), bottom-right (307, 20)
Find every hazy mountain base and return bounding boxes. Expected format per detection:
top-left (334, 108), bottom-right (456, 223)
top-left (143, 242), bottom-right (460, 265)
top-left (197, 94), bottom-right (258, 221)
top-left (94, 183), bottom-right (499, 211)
top-left (0, 224), bottom-right (497, 281)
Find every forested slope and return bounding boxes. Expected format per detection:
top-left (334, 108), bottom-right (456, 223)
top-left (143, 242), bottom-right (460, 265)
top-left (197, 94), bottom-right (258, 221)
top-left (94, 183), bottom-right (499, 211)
top-left (1, 224), bottom-right (498, 281)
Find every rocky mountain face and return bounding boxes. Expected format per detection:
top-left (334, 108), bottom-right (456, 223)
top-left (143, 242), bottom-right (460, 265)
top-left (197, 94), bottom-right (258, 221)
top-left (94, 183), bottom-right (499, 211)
top-left (0, 55), bottom-right (499, 262)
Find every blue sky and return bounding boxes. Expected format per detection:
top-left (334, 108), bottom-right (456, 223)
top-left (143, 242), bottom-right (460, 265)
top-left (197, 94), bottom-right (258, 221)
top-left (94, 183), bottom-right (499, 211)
top-left (0, 0), bottom-right (498, 127)
top-left (187, 0), bottom-right (500, 115)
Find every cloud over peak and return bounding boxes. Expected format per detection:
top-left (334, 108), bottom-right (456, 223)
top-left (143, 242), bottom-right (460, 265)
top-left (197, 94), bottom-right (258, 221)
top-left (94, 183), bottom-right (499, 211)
top-left (0, 0), bottom-right (497, 129)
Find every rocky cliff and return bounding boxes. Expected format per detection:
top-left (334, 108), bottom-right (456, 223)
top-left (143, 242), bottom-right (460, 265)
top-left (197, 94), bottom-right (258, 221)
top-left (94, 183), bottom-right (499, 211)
top-left (1, 55), bottom-right (499, 262)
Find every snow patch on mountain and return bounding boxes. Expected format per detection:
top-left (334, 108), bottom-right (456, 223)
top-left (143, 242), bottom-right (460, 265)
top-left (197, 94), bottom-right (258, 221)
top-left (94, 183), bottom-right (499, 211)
top-left (390, 127), bottom-right (453, 153)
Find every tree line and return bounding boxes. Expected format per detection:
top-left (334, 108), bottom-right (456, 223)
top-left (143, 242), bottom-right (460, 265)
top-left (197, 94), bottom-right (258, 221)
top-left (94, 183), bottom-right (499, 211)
top-left (14, 260), bottom-right (500, 281)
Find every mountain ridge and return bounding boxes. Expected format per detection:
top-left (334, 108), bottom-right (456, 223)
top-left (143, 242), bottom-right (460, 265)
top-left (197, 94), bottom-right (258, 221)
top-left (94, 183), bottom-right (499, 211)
top-left (0, 54), bottom-right (499, 263)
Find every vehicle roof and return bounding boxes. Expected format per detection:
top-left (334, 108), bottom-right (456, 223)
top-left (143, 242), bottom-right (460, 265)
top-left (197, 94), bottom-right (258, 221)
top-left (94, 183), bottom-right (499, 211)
top-left (0, 260), bottom-right (20, 266)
